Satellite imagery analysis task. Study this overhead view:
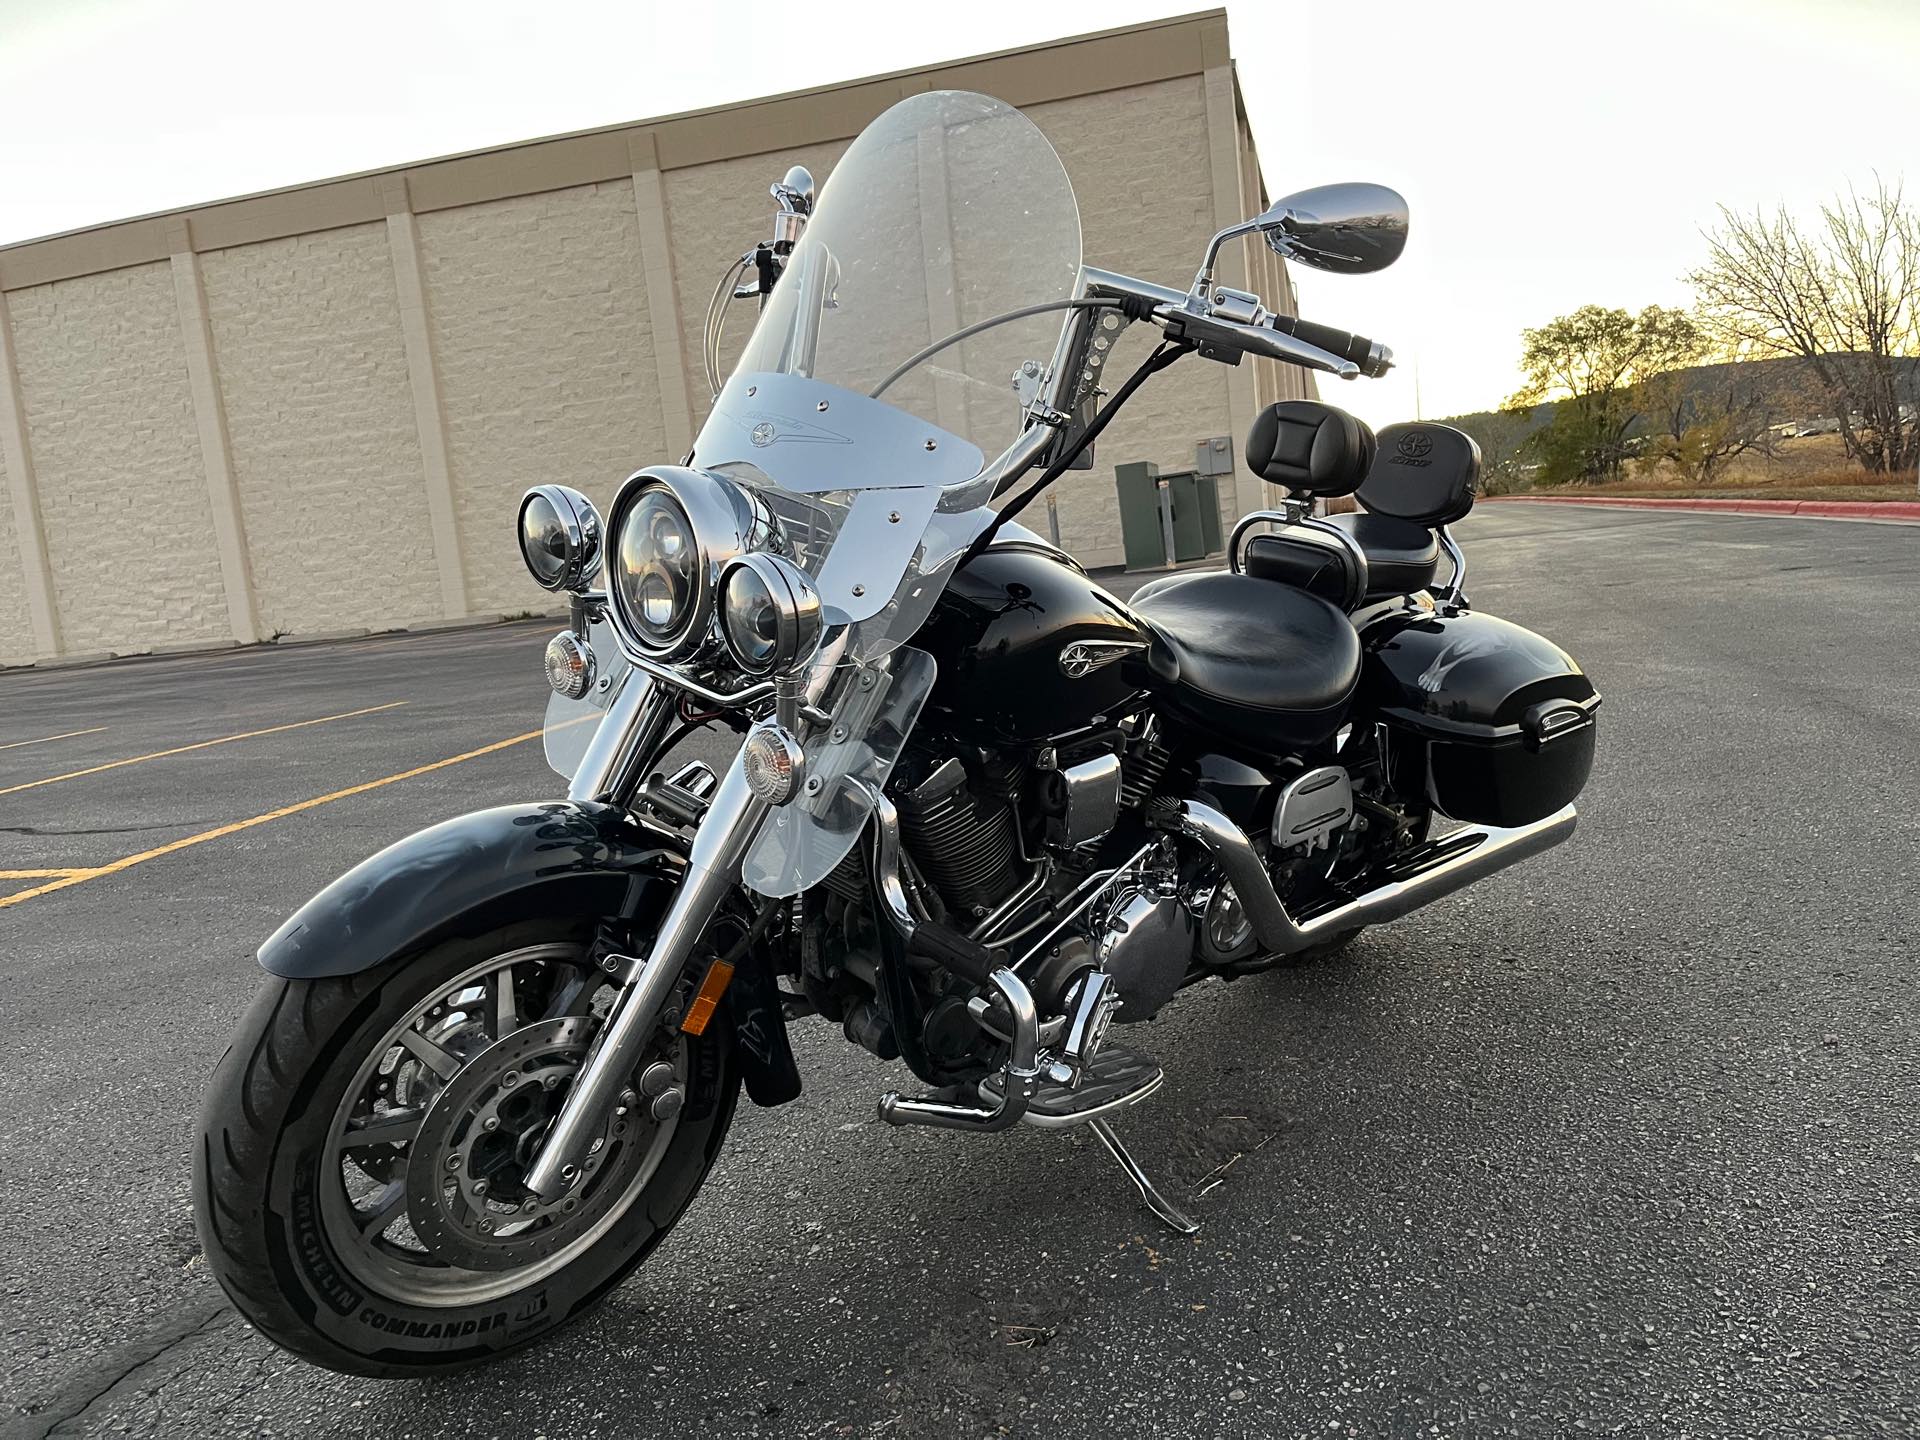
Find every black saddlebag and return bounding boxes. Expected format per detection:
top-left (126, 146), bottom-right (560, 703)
top-left (1360, 610), bottom-right (1598, 827)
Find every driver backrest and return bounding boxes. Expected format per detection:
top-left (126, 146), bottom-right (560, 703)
top-left (1358, 423), bottom-right (1480, 527)
top-left (1245, 400), bottom-right (1376, 497)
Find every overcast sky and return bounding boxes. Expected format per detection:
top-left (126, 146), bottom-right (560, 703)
top-left (1, 0), bottom-right (1914, 425)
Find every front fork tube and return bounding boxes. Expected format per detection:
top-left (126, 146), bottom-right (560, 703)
top-left (526, 752), bottom-right (769, 1198)
top-left (567, 672), bottom-right (675, 805)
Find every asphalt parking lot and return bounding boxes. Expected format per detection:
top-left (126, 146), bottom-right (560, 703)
top-left (1, 503), bottom-right (1916, 1439)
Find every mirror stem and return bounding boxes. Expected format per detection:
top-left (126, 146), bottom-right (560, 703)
top-left (1189, 217), bottom-right (1263, 308)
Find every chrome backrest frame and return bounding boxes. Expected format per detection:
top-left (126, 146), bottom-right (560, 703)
top-left (1227, 507), bottom-right (1371, 612)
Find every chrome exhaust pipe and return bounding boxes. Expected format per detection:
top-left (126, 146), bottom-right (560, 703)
top-left (1175, 801), bottom-right (1578, 955)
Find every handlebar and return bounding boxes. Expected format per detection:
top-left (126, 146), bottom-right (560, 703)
top-left (1149, 303), bottom-right (1390, 380)
top-left (1268, 315), bottom-right (1393, 378)
top-left (1069, 270), bottom-right (1389, 381)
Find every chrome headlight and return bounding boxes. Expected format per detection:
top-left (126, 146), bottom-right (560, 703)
top-left (603, 467), bottom-right (763, 660)
top-left (517, 485), bottom-right (602, 592)
top-left (718, 552), bottom-right (824, 676)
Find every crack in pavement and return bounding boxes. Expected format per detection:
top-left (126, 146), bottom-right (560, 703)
top-left (0, 822), bottom-right (210, 837)
top-left (3, 1299), bottom-right (236, 1440)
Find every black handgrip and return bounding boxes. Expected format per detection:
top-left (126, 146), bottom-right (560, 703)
top-left (1270, 315), bottom-right (1375, 371)
top-left (906, 921), bottom-right (1004, 988)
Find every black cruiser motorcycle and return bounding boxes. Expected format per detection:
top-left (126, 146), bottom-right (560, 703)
top-left (194, 91), bottom-right (1598, 1374)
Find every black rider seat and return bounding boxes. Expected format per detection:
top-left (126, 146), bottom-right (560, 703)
top-left (1128, 571), bottom-right (1361, 751)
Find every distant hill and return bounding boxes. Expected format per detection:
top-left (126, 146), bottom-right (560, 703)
top-left (1436, 354), bottom-right (1920, 449)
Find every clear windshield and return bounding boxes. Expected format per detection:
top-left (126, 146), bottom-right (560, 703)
top-left (543, 617), bottom-right (631, 777)
top-left (691, 90), bottom-right (1082, 895)
top-left (692, 89), bottom-right (1082, 662)
top-left (736, 89), bottom-right (1081, 458)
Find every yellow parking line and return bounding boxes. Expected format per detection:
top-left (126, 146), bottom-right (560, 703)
top-left (0, 726), bottom-right (108, 752)
top-left (0, 702), bottom-right (407, 798)
top-left (0, 868), bottom-right (103, 879)
top-left (0, 726), bottom-right (547, 910)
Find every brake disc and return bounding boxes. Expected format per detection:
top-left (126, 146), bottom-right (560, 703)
top-left (404, 1017), bottom-right (669, 1272)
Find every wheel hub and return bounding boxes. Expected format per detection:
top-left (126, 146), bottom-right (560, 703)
top-left (405, 1017), bottom-right (665, 1272)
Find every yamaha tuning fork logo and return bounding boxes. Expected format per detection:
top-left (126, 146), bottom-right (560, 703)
top-left (1390, 430), bottom-right (1434, 468)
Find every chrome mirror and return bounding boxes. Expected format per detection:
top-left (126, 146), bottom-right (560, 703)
top-left (1259, 183), bottom-right (1408, 275)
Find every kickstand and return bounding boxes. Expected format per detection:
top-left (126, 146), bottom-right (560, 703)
top-left (1088, 1117), bottom-right (1199, 1235)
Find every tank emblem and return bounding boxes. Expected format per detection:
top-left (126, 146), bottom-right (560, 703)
top-left (1059, 639), bottom-right (1146, 679)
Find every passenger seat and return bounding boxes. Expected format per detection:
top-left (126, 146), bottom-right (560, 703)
top-left (1242, 413), bottom-right (1480, 608)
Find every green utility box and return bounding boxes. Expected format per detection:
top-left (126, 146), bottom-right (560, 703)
top-left (1115, 461), bottom-right (1222, 569)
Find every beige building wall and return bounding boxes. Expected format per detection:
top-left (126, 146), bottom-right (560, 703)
top-left (202, 225), bottom-right (440, 638)
top-left (0, 429), bottom-right (36, 667)
top-left (7, 262), bottom-right (229, 655)
top-left (0, 9), bottom-right (1307, 666)
top-left (418, 180), bottom-right (669, 618)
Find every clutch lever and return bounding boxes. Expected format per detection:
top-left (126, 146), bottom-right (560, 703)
top-left (1151, 303), bottom-right (1361, 380)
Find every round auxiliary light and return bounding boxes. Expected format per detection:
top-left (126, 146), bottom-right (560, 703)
top-left (718, 552), bottom-right (825, 677)
top-left (543, 631), bottom-right (595, 700)
top-left (741, 724), bottom-right (806, 806)
top-left (517, 485), bottom-right (603, 592)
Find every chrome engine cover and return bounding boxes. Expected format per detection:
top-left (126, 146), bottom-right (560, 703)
top-left (1094, 881), bottom-right (1197, 1022)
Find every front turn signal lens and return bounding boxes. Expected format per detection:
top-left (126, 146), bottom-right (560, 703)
top-left (543, 631), bottom-right (594, 700)
top-left (741, 723), bottom-right (805, 805)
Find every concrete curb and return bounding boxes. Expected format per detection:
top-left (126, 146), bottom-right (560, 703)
top-left (1487, 495), bottom-right (1920, 524)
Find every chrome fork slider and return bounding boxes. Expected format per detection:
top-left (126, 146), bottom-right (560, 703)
top-left (524, 751), bottom-right (769, 1199)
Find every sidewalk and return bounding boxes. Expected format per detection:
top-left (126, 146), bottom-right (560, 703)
top-left (1486, 494), bottom-right (1920, 524)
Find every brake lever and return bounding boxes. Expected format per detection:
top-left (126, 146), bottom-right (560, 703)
top-left (1151, 303), bottom-right (1361, 380)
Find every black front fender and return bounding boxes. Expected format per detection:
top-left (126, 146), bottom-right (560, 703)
top-left (259, 801), bottom-right (687, 978)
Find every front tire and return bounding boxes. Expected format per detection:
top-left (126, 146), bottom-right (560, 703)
top-left (193, 921), bottom-right (738, 1377)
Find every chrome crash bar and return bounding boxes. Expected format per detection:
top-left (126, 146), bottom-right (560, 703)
top-left (862, 784), bottom-right (1043, 1133)
top-left (1175, 801), bottom-right (1578, 956)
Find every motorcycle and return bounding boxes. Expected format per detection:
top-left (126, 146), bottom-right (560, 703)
top-left (193, 90), bottom-right (1598, 1376)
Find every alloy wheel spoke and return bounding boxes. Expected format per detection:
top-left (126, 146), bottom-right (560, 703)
top-left (398, 1026), bottom-right (461, 1080)
top-left (357, 1181), bottom-right (409, 1237)
top-left (491, 967), bottom-right (518, 1039)
top-left (337, 1108), bottom-right (425, 1154)
top-left (540, 965), bottom-right (597, 1022)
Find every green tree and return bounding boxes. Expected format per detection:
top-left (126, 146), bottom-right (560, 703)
top-left (1507, 305), bottom-right (1701, 484)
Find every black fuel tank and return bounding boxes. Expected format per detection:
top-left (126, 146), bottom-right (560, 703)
top-left (914, 535), bottom-right (1149, 745)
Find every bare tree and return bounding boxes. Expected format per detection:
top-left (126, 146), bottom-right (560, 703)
top-left (1690, 178), bottom-right (1920, 474)
top-left (1635, 359), bottom-right (1779, 486)
top-left (1462, 406), bottom-right (1538, 495)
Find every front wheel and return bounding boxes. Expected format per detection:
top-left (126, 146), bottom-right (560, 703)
top-left (193, 921), bottom-right (738, 1376)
